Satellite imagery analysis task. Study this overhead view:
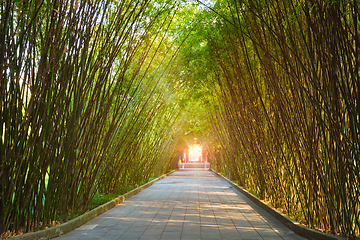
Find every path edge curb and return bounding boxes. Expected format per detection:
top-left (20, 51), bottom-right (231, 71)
top-left (211, 169), bottom-right (345, 240)
top-left (10, 170), bottom-right (176, 240)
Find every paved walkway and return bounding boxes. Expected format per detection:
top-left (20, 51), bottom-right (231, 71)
top-left (55, 171), bottom-right (307, 240)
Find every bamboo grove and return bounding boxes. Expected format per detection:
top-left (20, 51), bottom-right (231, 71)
top-left (1, 0), bottom-right (360, 238)
top-left (0, 0), bottom-right (190, 235)
top-left (187, 0), bottom-right (359, 238)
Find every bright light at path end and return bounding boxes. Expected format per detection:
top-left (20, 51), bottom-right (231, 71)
top-left (189, 144), bottom-right (202, 162)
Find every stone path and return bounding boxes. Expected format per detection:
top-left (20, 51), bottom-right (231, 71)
top-left (55, 171), bottom-right (307, 240)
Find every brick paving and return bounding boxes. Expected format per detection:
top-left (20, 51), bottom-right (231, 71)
top-left (54, 171), bottom-right (307, 240)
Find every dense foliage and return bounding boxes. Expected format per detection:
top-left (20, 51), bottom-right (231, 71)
top-left (0, 0), bottom-right (187, 235)
top-left (184, 0), bottom-right (359, 238)
top-left (1, 0), bottom-right (359, 239)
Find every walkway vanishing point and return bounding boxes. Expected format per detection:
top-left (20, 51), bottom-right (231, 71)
top-left (55, 171), bottom-right (307, 240)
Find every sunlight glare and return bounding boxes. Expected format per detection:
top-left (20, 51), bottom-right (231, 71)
top-left (188, 144), bottom-right (202, 162)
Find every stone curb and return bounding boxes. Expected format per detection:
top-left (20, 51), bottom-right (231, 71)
top-left (11, 170), bottom-right (176, 240)
top-left (211, 169), bottom-right (345, 240)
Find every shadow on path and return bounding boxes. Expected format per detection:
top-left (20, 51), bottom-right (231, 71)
top-left (54, 171), bottom-right (307, 240)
